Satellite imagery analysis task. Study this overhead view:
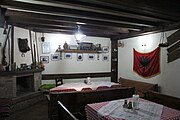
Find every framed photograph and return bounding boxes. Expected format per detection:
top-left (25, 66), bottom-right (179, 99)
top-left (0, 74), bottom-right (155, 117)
top-left (77, 53), bottom-right (83, 61)
top-left (51, 54), bottom-right (60, 61)
top-left (102, 54), bottom-right (109, 61)
top-left (64, 53), bottom-right (72, 59)
top-left (40, 56), bottom-right (49, 63)
top-left (102, 46), bottom-right (109, 53)
top-left (42, 42), bottom-right (50, 54)
top-left (88, 54), bottom-right (95, 60)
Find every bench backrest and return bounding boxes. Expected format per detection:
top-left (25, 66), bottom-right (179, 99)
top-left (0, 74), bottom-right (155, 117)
top-left (119, 77), bottom-right (158, 98)
top-left (146, 91), bottom-right (180, 110)
top-left (49, 87), bottom-right (135, 119)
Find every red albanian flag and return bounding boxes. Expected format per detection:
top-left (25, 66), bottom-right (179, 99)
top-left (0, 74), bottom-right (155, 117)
top-left (133, 47), bottom-right (160, 78)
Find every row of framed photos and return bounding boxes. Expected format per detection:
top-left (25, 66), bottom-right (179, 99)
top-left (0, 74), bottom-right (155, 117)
top-left (41, 42), bottom-right (110, 54)
top-left (40, 53), bottom-right (109, 63)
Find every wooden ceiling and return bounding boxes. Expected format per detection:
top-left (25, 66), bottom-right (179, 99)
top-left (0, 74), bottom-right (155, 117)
top-left (0, 0), bottom-right (180, 40)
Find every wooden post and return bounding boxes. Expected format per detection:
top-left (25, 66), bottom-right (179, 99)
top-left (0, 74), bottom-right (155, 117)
top-left (29, 30), bottom-right (34, 68)
top-left (111, 40), bottom-right (118, 82)
top-left (11, 25), bottom-right (14, 64)
top-left (35, 32), bottom-right (40, 63)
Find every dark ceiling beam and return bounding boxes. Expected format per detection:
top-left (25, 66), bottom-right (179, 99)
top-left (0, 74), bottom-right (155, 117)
top-left (12, 23), bottom-right (118, 37)
top-left (111, 21), bottom-right (180, 40)
top-left (7, 17), bottom-right (126, 34)
top-left (32, 28), bottom-right (111, 38)
top-left (19, 26), bottom-right (112, 38)
top-left (11, 0), bottom-right (174, 23)
top-left (74, 0), bottom-right (180, 21)
top-left (12, 23), bottom-right (76, 32)
top-left (0, 0), bottom-right (159, 27)
top-left (0, 8), bottom-right (5, 27)
top-left (8, 17), bottom-right (130, 33)
top-left (5, 9), bottom-right (143, 31)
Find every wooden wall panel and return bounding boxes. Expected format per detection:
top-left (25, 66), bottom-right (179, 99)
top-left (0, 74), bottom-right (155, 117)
top-left (167, 30), bottom-right (180, 46)
top-left (168, 48), bottom-right (180, 63)
top-left (167, 40), bottom-right (180, 53)
top-left (167, 29), bottom-right (180, 63)
top-left (42, 72), bottom-right (112, 80)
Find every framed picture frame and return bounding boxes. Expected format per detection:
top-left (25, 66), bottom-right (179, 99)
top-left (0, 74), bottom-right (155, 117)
top-left (42, 42), bottom-right (50, 54)
top-left (40, 56), bottom-right (49, 64)
top-left (51, 54), bottom-right (60, 61)
top-left (64, 53), bottom-right (72, 59)
top-left (88, 54), bottom-right (95, 60)
top-left (102, 46), bottom-right (109, 53)
top-left (102, 54), bottom-right (109, 61)
top-left (77, 53), bottom-right (83, 61)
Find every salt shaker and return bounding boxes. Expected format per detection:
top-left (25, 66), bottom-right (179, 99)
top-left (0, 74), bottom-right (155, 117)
top-left (123, 99), bottom-right (128, 109)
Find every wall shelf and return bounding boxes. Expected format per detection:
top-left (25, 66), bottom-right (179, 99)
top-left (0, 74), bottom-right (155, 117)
top-left (56, 49), bottom-right (101, 53)
top-left (0, 68), bottom-right (44, 77)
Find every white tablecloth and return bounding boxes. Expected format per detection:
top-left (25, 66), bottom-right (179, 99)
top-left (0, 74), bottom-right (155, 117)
top-left (50, 81), bottom-right (118, 92)
top-left (98, 99), bottom-right (163, 120)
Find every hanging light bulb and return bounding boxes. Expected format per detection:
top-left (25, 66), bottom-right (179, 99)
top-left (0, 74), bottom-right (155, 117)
top-left (74, 25), bottom-right (86, 43)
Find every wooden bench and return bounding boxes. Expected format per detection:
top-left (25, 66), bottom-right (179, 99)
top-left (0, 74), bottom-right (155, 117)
top-left (0, 98), bottom-right (11, 119)
top-left (145, 91), bottom-right (180, 110)
top-left (57, 101), bottom-right (79, 120)
top-left (119, 77), bottom-right (159, 98)
top-left (49, 87), bottom-right (135, 120)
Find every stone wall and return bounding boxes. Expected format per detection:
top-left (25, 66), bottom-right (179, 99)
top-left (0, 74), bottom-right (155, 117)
top-left (0, 72), bottom-right (42, 98)
top-left (0, 76), bottom-right (16, 98)
top-left (34, 72), bottom-right (42, 92)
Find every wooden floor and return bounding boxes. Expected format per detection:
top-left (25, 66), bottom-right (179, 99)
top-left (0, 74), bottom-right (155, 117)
top-left (10, 98), bottom-right (49, 120)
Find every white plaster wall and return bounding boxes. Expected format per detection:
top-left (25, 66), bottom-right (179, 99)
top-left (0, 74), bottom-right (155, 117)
top-left (0, 28), bottom-right (7, 64)
top-left (118, 30), bottom-right (180, 98)
top-left (36, 33), bottom-right (111, 73)
top-left (35, 33), bottom-right (111, 83)
top-left (0, 27), bottom-right (36, 73)
top-left (1, 27), bottom-right (111, 84)
top-left (0, 26), bottom-right (33, 68)
top-left (14, 27), bottom-right (32, 67)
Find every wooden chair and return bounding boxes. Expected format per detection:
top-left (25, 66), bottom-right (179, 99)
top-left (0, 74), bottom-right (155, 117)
top-left (96, 86), bottom-right (109, 90)
top-left (55, 77), bottom-right (63, 86)
top-left (110, 84), bottom-right (122, 88)
top-left (49, 87), bottom-right (135, 119)
top-left (0, 98), bottom-right (11, 119)
top-left (45, 95), bottom-right (50, 118)
top-left (51, 88), bottom-right (77, 93)
top-left (57, 101), bottom-right (79, 120)
top-left (81, 88), bottom-right (92, 91)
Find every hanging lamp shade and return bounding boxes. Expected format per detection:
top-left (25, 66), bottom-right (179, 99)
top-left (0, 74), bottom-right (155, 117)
top-left (74, 26), bottom-right (86, 42)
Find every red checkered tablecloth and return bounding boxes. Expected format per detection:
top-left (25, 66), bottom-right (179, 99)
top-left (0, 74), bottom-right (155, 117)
top-left (85, 99), bottom-right (180, 120)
